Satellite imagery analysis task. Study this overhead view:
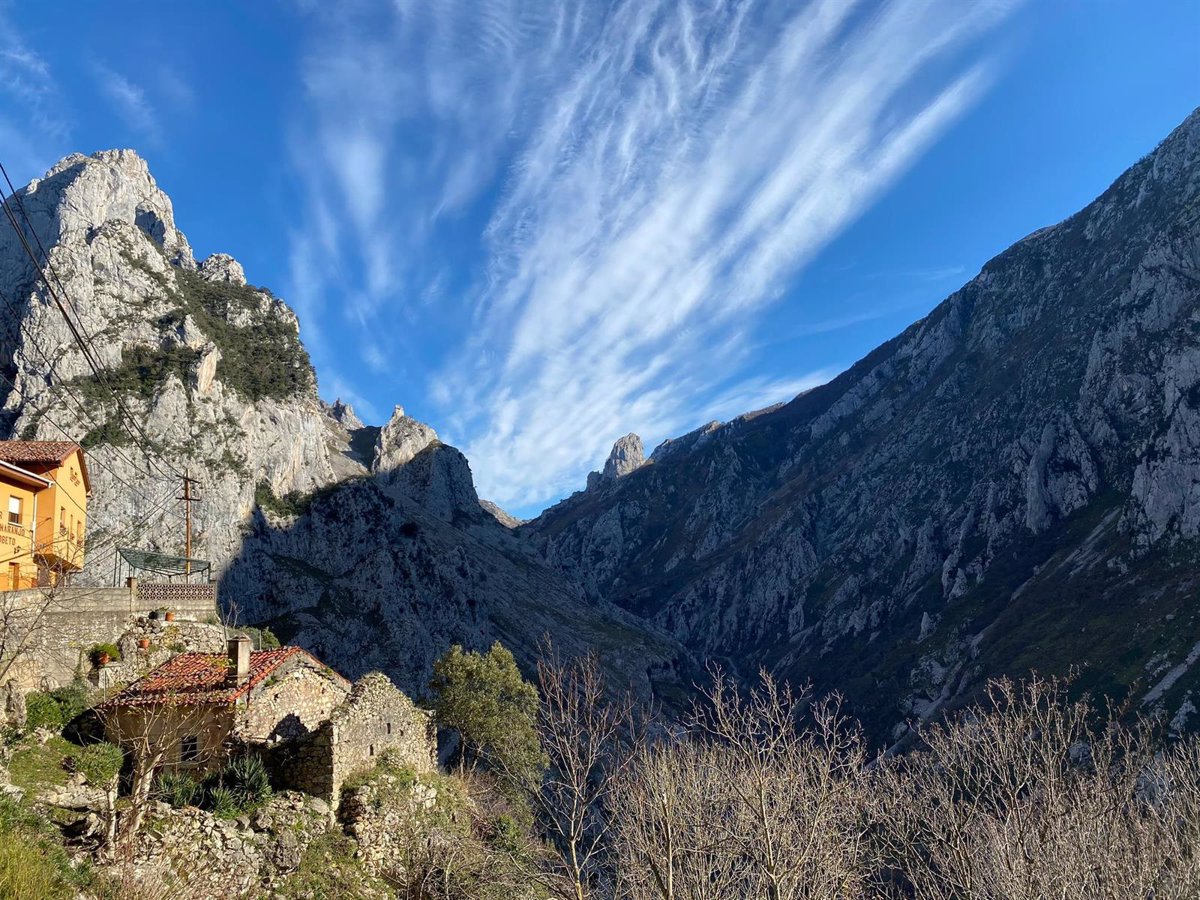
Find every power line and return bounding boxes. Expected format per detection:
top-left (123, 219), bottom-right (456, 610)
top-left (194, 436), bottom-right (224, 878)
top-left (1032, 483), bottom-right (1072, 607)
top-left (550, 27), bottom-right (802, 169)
top-left (0, 288), bottom-right (171, 498)
top-left (0, 160), bottom-right (186, 482)
top-left (0, 368), bottom-right (162, 517)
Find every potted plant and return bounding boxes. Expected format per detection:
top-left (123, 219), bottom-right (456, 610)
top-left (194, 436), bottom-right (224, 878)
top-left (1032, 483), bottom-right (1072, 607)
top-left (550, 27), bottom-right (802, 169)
top-left (137, 638), bottom-right (151, 651)
top-left (89, 643), bottom-right (121, 667)
top-left (164, 610), bottom-right (175, 622)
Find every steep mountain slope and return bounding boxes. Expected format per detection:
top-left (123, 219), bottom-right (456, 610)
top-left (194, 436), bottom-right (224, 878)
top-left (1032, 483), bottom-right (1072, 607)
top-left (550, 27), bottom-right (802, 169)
top-left (528, 108), bottom-right (1200, 740)
top-left (0, 150), bottom-right (686, 699)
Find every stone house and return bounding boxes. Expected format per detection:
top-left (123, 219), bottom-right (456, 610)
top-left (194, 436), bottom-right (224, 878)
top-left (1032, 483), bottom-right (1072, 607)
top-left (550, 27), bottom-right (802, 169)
top-left (101, 636), bottom-right (434, 805)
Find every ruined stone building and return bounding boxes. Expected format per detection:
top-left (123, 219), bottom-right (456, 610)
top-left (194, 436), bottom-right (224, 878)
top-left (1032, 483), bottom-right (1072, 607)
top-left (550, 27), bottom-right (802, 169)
top-left (101, 636), bottom-right (434, 806)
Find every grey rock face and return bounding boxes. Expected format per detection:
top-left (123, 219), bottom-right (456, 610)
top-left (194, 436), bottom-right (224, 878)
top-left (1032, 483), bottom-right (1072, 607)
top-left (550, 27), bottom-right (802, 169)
top-left (479, 499), bottom-right (524, 529)
top-left (586, 433), bottom-right (646, 490)
top-left (372, 405), bottom-right (439, 473)
top-left (0, 150), bottom-right (347, 575)
top-left (604, 433), bottom-right (645, 480)
top-left (326, 399), bottom-right (364, 431)
top-left (528, 108), bottom-right (1200, 739)
top-left (198, 252), bottom-right (247, 286)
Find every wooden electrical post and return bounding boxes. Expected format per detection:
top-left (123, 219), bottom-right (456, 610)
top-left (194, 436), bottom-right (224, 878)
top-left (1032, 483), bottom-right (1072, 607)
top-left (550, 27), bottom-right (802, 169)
top-left (179, 470), bottom-right (202, 576)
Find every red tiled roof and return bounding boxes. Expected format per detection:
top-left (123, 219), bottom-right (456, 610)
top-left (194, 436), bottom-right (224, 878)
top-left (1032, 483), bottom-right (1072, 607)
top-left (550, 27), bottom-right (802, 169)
top-left (102, 647), bottom-right (345, 708)
top-left (0, 441), bottom-right (90, 493)
top-left (0, 441), bottom-right (81, 465)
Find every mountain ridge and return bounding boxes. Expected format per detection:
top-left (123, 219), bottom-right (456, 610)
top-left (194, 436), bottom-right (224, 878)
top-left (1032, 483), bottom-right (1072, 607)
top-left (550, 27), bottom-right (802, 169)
top-left (3, 108), bottom-right (1198, 735)
top-left (525, 107), bottom-right (1200, 739)
top-left (0, 147), bottom-right (689, 702)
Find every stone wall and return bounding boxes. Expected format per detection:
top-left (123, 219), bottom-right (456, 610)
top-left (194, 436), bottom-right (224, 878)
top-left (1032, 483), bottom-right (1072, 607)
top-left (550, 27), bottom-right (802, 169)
top-left (123, 791), bottom-right (331, 897)
top-left (273, 672), bottom-right (434, 808)
top-left (97, 618), bottom-right (228, 690)
top-left (235, 657), bottom-right (349, 744)
top-left (0, 583), bottom-right (217, 690)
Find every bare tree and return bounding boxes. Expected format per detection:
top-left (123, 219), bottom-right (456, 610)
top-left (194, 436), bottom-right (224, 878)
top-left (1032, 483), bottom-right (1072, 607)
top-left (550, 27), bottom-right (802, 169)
top-left (521, 641), bottom-right (642, 900)
top-left (872, 676), bottom-right (1200, 900)
top-left (610, 740), bottom-right (742, 900)
top-left (611, 670), bottom-right (872, 900)
top-left (95, 699), bottom-right (218, 845)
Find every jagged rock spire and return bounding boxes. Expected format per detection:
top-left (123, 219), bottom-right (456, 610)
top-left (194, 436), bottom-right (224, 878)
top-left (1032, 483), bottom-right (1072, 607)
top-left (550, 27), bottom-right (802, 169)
top-left (587, 433), bottom-right (645, 490)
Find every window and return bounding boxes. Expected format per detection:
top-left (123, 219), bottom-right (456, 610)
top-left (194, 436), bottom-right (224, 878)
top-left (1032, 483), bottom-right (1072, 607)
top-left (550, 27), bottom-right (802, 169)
top-left (59, 507), bottom-right (65, 533)
top-left (180, 735), bottom-right (200, 763)
top-left (386, 722), bottom-right (392, 735)
top-left (7, 496), bottom-right (20, 526)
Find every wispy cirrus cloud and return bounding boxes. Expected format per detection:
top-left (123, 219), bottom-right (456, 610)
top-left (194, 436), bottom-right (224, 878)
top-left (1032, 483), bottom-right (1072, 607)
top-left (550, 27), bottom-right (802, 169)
top-left (0, 11), bottom-right (68, 180)
top-left (289, 0), bottom-right (1019, 511)
top-left (93, 63), bottom-right (161, 145)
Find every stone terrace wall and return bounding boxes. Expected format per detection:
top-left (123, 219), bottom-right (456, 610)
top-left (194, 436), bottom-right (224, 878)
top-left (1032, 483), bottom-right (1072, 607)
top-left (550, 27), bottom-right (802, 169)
top-left (273, 672), bottom-right (434, 808)
top-left (0, 583), bottom-right (217, 690)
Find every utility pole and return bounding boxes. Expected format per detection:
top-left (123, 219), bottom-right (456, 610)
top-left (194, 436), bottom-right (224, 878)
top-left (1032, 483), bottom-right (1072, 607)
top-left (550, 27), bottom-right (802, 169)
top-left (178, 470), bottom-right (202, 577)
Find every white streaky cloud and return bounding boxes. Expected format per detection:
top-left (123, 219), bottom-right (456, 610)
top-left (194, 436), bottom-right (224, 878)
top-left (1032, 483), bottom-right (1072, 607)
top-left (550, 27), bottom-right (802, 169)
top-left (0, 13), bottom-right (68, 179)
top-left (93, 63), bottom-right (161, 144)
top-left (288, 0), bottom-right (1020, 509)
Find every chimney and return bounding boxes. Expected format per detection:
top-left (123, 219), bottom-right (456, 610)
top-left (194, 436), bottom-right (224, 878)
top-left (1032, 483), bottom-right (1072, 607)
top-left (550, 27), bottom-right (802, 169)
top-left (228, 634), bottom-right (252, 684)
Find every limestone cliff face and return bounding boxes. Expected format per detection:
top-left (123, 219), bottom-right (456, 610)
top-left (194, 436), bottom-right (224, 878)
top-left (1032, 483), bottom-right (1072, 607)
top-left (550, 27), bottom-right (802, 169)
top-left (0, 150), bottom-right (356, 573)
top-left (0, 150), bottom-right (687, 700)
top-left (528, 108), bottom-right (1200, 740)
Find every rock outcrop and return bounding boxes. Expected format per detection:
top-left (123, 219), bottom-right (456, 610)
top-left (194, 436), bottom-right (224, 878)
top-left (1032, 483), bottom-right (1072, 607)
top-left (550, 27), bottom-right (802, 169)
top-left (587, 433), bottom-right (646, 490)
top-left (0, 149), bottom-right (355, 574)
top-left (371, 405), bottom-right (439, 472)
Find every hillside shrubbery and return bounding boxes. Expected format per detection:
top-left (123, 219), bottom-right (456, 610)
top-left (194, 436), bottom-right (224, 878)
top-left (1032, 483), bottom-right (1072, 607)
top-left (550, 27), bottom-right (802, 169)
top-left (599, 675), bottom-right (1200, 900)
top-left (67, 253), bottom-right (314, 414)
top-left (427, 643), bottom-right (1200, 900)
top-left (172, 269), bottom-right (313, 402)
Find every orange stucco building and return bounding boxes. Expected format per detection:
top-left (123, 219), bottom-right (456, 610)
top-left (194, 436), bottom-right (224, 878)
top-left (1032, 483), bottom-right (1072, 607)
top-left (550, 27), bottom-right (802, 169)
top-left (0, 441), bottom-right (91, 589)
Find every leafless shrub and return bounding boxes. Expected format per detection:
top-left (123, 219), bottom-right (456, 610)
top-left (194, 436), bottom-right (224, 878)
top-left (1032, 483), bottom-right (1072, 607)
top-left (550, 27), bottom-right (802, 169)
top-left (872, 676), bottom-right (1200, 899)
top-left (530, 641), bottom-right (641, 900)
top-left (611, 670), bottom-right (871, 900)
top-left (604, 672), bottom-right (1200, 900)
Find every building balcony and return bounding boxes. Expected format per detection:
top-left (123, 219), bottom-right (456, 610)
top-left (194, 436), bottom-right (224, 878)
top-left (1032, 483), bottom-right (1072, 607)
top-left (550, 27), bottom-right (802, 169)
top-left (36, 528), bottom-right (85, 571)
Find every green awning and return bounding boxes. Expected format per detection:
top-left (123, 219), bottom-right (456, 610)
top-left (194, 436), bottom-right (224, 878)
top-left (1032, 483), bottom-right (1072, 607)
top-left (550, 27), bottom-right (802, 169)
top-left (117, 547), bottom-right (211, 577)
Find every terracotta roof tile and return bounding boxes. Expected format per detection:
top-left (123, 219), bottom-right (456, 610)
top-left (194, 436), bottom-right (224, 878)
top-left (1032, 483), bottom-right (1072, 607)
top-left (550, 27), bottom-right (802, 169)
top-left (0, 441), bottom-right (90, 492)
top-left (103, 647), bottom-right (344, 708)
top-left (0, 441), bottom-right (81, 466)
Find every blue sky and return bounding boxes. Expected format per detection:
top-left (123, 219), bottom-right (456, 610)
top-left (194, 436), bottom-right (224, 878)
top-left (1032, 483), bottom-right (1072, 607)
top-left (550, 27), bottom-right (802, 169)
top-left (1, 1), bottom-right (1197, 516)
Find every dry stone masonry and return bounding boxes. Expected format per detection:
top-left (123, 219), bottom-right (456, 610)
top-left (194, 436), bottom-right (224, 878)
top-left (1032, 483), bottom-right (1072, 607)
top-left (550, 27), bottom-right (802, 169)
top-left (273, 671), bottom-right (435, 809)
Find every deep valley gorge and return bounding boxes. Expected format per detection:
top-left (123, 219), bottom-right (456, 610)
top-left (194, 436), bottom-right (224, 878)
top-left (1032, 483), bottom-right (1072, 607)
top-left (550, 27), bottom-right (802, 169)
top-left (3, 109), bottom-right (1200, 746)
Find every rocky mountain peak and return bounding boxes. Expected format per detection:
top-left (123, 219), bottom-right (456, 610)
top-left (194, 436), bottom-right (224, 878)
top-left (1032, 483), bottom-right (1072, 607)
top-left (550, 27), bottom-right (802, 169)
top-left (198, 253), bottom-right (247, 286)
top-left (326, 399), bottom-right (364, 431)
top-left (587, 433), bottom-right (646, 490)
top-left (0, 147), bottom-right (689, 710)
top-left (18, 148), bottom-right (194, 268)
top-left (372, 405), bottom-right (439, 472)
top-left (531, 107), bottom-right (1200, 741)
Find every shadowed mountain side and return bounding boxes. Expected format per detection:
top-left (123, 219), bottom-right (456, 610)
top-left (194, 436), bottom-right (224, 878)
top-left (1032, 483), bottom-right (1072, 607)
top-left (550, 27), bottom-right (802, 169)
top-left (526, 107), bottom-right (1200, 742)
top-left (220, 443), bottom-right (693, 705)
